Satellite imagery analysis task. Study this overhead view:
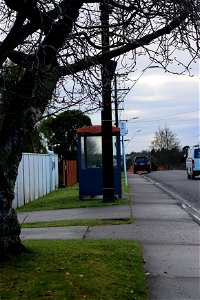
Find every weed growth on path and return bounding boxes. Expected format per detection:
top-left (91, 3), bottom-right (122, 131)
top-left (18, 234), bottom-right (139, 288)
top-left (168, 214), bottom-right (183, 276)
top-left (21, 218), bottom-right (132, 228)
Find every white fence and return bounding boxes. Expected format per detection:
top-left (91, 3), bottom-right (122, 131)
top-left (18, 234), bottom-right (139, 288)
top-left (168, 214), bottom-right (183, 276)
top-left (12, 153), bottom-right (59, 209)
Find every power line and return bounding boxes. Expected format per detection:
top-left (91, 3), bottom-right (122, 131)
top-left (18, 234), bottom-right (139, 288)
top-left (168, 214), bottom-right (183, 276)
top-left (127, 111), bottom-right (198, 123)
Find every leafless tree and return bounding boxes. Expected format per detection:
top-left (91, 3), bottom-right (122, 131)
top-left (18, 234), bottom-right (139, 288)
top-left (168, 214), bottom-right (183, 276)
top-left (150, 125), bottom-right (181, 151)
top-left (0, 0), bottom-right (199, 253)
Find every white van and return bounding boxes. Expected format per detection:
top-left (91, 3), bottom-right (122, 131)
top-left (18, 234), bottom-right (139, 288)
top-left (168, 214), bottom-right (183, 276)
top-left (186, 145), bottom-right (200, 179)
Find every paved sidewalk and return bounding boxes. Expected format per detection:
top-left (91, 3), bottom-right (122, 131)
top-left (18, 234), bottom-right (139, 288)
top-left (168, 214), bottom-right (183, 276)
top-left (19, 205), bottom-right (131, 240)
top-left (20, 173), bottom-right (200, 300)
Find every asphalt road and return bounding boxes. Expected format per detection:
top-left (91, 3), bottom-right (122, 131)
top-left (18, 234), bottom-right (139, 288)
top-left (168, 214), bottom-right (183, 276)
top-left (145, 170), bottom-right (200, 212)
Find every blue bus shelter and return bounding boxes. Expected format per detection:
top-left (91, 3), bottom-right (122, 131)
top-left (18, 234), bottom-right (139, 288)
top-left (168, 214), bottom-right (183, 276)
top-left (77, 125), bottom-right (122, 199)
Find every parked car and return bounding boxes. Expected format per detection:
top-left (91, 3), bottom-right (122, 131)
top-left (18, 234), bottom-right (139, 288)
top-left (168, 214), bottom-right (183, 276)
top-left (186, 145), bottom-right (200, 179)
top-left (133, 156), bottom-right (151, 173)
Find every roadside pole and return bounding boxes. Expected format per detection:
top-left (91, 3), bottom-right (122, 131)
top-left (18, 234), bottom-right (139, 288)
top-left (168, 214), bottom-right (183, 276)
top-left (119, 121), bottom-right (128, 186)
top-left (100, 1), bottom-right (116, 201)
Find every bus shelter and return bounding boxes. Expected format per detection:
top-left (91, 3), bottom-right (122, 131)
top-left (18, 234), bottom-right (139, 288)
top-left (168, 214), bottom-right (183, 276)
top-left (77, 125), bottom-right (122, 199)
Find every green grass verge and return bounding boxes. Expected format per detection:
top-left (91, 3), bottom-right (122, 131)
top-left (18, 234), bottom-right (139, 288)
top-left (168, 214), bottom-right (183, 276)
top-left (121, 172), bottom-right (129, 193)
top-left (21, 218), bottom-right (132, 228)
top-left (17, 184), bottom-right (130, 212)
top-left (0, 240), bottom-right (147, 300)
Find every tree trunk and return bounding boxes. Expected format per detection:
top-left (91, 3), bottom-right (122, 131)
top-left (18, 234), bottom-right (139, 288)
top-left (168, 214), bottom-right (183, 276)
top-left (0, 108), bottom-right (42, 254)
top-left (0, 209), bottom-right (24, 255)
top-left (0, 65), bottom-right (59, 254)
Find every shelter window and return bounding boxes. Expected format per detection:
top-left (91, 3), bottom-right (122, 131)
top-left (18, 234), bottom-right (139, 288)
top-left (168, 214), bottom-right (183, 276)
top-left (81, 136), bottom-right (117, 169)
top-left (81, 136), bottom-right (102, 168)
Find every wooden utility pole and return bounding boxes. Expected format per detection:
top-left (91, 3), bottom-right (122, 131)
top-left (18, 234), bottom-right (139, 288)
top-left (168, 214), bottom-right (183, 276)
top-left (100, 1), bottom-right (116, 201)
top-left (114, 73), bottom-right (130, 127)
top-left (114, 74), bottom-right (118, 127)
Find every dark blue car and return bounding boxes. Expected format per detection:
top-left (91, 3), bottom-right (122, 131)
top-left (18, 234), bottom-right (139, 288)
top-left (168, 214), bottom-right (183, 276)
top-left (133, 156), bottom-right (151, 173)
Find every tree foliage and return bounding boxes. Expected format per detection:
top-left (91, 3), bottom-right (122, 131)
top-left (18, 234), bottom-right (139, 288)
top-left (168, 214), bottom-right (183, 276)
top-left (40, 110), bottom-right (91, 159)
top-left (150, 125), bottom-right (182, 169)
top-left (150, 125), bottom-right (181, 151)
top-left (0, 0), bottom-right (199, 253)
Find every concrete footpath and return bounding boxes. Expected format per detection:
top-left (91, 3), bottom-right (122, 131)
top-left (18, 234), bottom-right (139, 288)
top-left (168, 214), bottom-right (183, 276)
top-left (18, 173), bottom-right (200, 300)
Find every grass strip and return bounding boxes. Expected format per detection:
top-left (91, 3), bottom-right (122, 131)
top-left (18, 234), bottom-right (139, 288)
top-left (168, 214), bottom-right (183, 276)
top-left (17, 184), bottom-right (130, 212)
top-left (121, 172), bottom-right (129, 193)
top-left (21, 218), bottom-right (132, 228)
top-left (0, 240), bottom-right (147, 300)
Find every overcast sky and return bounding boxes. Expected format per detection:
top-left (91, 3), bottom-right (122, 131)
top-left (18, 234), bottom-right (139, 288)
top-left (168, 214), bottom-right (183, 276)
top-left (89, 60), bottom-right (199, 154)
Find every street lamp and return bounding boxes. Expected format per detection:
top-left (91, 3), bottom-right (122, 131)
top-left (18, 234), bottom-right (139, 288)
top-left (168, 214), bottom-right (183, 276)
top-left (121, 117), bottom-right (140, 123)
top-left (119, 118), bottom-right (141, 187)
top-left (125, 130), bottom-right (142, 148)
top-left (118, 65), bottom-right (160, 186)
top-left (122, 129), bottom-right (142, 186)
